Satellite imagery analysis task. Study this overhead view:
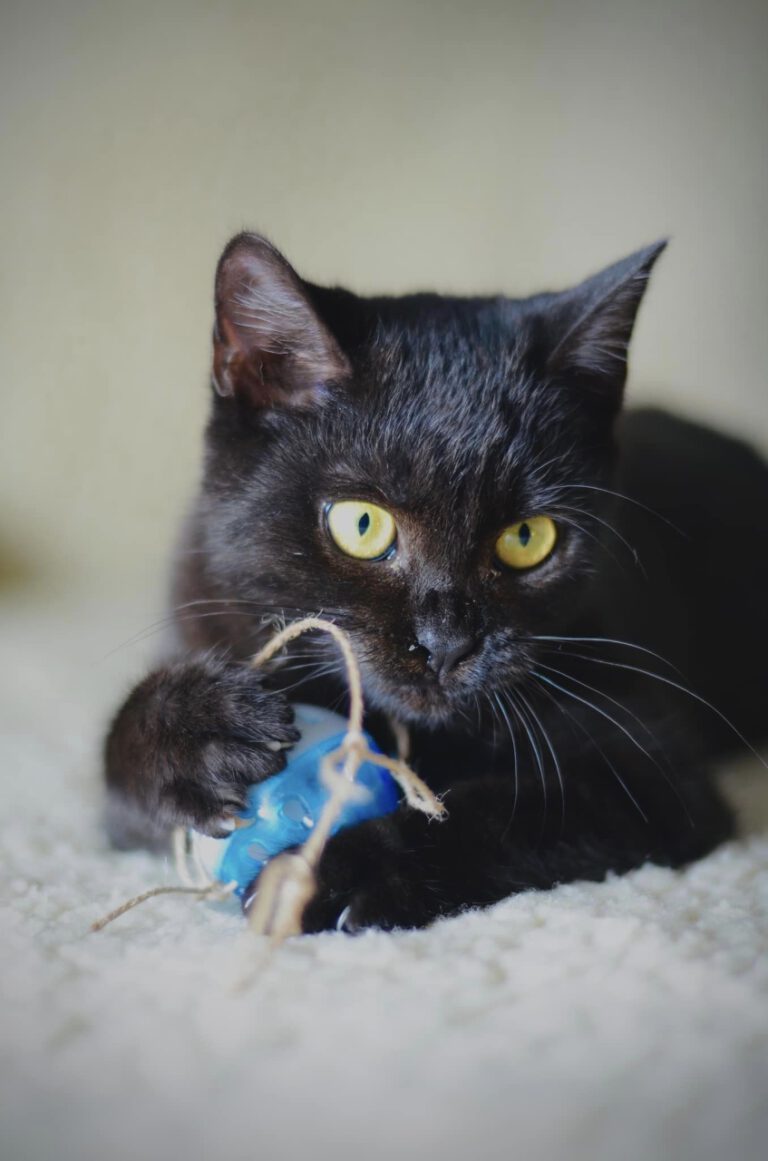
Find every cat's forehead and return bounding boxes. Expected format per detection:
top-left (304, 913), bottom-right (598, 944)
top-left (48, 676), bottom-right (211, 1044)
top-left (365, 303), bottom-right (527, 400)
top-left (315, 328), bottom-right (569, 519)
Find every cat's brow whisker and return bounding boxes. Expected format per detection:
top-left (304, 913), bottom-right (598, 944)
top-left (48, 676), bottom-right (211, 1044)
top-left (531, 446), bottom-right (580, 486)
top-left (554, 482), bottom-right (687, 537)
top-left (553, 502), bottom-right (647, 577)
top-left (554, 513), bottom-right (630, 577)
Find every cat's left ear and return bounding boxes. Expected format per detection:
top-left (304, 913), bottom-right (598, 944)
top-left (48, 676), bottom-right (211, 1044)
top-left (541, 240), bottom-right (667, 407)
top-left (212, 233), bottom-right (351, 408)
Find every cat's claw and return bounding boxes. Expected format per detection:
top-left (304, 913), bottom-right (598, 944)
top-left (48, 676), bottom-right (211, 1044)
top-left (335, 904), bottom-right (354, 933)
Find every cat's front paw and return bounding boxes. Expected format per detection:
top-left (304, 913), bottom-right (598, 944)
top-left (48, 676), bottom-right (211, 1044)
top-left (105, 655), bottom-right (300, 843)
top-left (301, 879), bottom-right (418, 934)
top-left (293, 819), bottom-right (442, 933)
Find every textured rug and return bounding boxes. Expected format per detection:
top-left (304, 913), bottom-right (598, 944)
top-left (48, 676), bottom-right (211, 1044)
top-left (1, 596), bottom-right (767, 1161)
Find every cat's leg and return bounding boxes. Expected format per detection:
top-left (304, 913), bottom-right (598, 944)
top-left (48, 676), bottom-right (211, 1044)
top-left (281, 765), bottom-right (733, 933)
top-left (104, 654), bottom-right (299, 850)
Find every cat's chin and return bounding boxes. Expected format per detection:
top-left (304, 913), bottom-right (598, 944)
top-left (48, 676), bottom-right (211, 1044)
top-left (360, 674), bottom-right (477, 729)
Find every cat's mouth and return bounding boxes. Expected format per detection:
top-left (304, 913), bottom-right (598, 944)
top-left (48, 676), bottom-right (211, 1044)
top-left (364, 674), bottom-right (468, 725)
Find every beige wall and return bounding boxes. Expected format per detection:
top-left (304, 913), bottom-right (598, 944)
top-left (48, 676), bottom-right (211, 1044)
top-left (2, 0), bottom-right (767, 596)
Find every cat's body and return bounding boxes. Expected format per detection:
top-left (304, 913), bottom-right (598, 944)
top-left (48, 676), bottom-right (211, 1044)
top-left (105, 235), bottom-right (768, 931)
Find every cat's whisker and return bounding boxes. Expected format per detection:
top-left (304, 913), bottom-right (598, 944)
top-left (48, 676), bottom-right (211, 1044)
top-left (514, 686), bottom-right (565, 828)
top-left (530, 670), bottom-right (645, 814)
top-left (101, 604), bottom-right (345, 661)
top-left (534, 659), bottom-right (688, 817)
top-left (535, 660), bottom-right (670, 756)
top-left (275, 662), bottom-right (345, 697)
top-left (530, 667), bottom-right (693, 822)
top-left (167, 597), bottom-right (346, 620)
top-left (270, 648), bottom-right (337, 665)
top-left (542, 652), bottom-right (768, 770)
top-left (484, 689), bottom-right (501, 749)
top-left (272, 659), bottom-right (340, 680)
top-left (488, 689), bottom-right (509, 752)
top-left (529, 672), bottom-right (649, 822)
top-left (272, 660), bottom-right (334, 676)
top-left (100, 608), bottom-right (276, 660)
top-left (328, 685), bottom-right (350, 717)
top-left (530, 634), bottom-right (683, 675)
top-left (505, 687), bottom-right (548, 825)
top-left (490, 690), bottom-right (520, 840)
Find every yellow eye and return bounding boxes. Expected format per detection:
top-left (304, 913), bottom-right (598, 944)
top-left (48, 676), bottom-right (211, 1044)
top-left (326, 500), bottom-right (397, 560)
top-left (495, 516), bottom-right (558, 570)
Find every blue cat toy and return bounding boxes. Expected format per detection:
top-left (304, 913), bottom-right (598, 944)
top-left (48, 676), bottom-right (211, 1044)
top-left (190, 704), bottom-right (400, 896)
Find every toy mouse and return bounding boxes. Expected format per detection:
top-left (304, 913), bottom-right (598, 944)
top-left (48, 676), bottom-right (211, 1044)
top-left (190, 703), bottom-right (400, 897)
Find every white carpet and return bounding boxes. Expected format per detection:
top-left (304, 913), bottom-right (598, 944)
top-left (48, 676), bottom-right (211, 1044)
top-left (1, 596), bottom-right (767, 1161)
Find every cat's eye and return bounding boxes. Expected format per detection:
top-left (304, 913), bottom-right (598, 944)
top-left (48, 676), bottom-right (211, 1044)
top-left (495, 516), bottom-right (558, 570)
top-left (325, 500), bottom-right (397, 560)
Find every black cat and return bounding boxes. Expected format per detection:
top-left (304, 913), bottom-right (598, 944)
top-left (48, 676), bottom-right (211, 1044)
top-left (104, 232), bottom-right (768, 932)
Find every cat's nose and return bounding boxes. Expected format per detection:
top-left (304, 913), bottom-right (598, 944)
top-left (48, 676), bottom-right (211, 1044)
top-left (418, 630), bottom-right (479, 679)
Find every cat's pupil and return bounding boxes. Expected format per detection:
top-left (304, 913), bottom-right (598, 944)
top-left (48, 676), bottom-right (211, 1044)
top-left (518, 522), bottom-right (532, 546)
top-left (358, 512), bottom-right (371, 537)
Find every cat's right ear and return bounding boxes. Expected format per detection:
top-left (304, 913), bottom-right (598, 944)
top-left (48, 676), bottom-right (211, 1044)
top-left (212, 233), bottom-right (351, 409)
top-left (537, 240), bottom-right (668, 411)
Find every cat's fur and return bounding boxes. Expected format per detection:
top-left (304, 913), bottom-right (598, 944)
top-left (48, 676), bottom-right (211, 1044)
top-left (104, 233), bottom-right (768, 931)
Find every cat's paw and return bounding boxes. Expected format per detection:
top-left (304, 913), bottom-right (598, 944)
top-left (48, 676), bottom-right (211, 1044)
top-left (285, 818), bottom-right (440, 933)
top-left (302, 881), bottom-right (414, 934)
top-left (105, 655), bottom-right (299, 842)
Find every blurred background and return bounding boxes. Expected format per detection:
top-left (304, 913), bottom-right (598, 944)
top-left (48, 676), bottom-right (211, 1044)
top-left (2, 0), bottom-right (767, 602)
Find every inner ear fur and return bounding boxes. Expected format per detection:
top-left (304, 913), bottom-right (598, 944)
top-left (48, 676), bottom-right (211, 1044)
top-left (212, 232), bottom-right (351, 408)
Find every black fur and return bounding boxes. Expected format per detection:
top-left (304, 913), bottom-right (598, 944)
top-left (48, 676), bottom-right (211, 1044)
top-left (104, 233), bottom-right (768, 931)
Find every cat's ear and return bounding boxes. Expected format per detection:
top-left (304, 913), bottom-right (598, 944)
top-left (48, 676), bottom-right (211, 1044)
top-left (541, 240), bottom-right (667, 406)
top-left (212, 233), bottom-right (351, 408)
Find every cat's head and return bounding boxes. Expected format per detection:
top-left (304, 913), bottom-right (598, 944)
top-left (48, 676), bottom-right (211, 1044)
top-left (201, 233), bottom-right (665, 726)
